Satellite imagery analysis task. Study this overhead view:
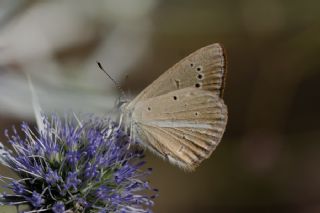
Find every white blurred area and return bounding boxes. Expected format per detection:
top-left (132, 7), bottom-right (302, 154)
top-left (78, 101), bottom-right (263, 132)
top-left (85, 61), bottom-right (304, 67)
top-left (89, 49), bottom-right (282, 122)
top-left (0, 0), bottom-right (157, 119)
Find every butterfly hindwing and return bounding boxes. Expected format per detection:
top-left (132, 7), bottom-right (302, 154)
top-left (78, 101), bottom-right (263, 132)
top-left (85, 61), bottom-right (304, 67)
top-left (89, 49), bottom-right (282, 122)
top-left (130, 88), bottom-right (228, 171)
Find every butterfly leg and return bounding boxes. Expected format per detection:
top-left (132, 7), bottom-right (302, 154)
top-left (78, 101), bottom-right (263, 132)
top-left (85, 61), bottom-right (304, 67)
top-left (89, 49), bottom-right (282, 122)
top-left (117, 113), bottom-right (123, 130)
top-left (105, 121), bottom-right (114, 139)
top-left (128, 121), bottom-right (134, 150)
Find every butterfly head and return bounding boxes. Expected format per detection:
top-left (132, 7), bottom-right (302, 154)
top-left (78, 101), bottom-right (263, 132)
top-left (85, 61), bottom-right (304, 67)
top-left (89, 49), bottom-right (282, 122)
top-left (115, 95), bottom-right (130, 110)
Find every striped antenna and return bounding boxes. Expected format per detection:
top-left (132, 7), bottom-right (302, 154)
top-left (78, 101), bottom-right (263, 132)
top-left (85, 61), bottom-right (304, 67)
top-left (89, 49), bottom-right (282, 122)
top-left (97, 61), bottom-right (126, 98)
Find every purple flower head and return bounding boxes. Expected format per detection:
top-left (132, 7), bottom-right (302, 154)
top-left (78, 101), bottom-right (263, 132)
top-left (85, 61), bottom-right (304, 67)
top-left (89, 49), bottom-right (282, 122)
top-left (64, 171), bottom-right (81, 191)
top-left (10, 181), bottom-right (25, 194)
top-left (84, 162), bottom-right (100, 179)
top-left (65, 150), bottom-right (81, 164)
top-left (52, 201), bottom-right (65, 213)
top-left (45, 169), bottom-right (60, 185)
top-left (95, 185), bottom-right (110, 200)
top-left (27, 191), bottom-right (44, 208)
top-left (0, 113), bottom-right (157, 212)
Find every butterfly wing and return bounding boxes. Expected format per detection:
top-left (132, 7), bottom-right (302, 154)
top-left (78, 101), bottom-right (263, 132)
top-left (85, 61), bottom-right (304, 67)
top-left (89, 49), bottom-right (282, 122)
top-left (122, 43), bottom-right (227, 170)
top-left (130, 88), bottom-right (228, 171)
top-left (126, 43), bottom-right (226, 109)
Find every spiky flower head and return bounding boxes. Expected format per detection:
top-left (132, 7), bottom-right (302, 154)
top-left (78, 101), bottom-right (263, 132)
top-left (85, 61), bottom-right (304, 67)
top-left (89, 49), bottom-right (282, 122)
top-left (0, 114), bottom-right (157, 213)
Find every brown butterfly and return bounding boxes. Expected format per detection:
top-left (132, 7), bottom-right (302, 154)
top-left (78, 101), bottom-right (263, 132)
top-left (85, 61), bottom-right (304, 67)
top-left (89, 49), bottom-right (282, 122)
top-left (120, 43), bottom-right (228, 171)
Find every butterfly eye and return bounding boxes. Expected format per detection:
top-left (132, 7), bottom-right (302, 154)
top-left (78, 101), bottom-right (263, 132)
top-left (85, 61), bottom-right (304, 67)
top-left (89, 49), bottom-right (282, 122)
top-left (194, 112), bottom-right (199, 116)
top-left (147, 107), bottom-right (151, 111)
top-left (173, 96), bottom-right (178, 100)
top-left (196, 66), bottom-right (203, 72)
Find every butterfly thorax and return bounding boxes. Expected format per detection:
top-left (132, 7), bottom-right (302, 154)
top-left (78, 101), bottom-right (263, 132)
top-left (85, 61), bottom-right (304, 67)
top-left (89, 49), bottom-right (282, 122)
top-left (119, 101), bottom-right (135, 135)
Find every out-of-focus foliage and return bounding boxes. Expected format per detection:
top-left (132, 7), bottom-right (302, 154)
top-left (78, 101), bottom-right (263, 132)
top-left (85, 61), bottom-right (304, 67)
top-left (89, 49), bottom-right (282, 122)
top-left (0, 0), bottom-right (320, 212)
top-left (0, 0), bottom-right (157, 119)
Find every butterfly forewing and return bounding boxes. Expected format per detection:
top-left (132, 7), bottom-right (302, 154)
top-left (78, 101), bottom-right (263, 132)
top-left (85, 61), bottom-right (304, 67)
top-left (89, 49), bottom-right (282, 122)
top-left (127, 43), bottom-right (226, 109)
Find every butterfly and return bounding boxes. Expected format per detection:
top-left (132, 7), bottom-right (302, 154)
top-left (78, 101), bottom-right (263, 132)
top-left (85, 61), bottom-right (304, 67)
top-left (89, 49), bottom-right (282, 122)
top-left (101, 43), bottom-right (228, 171)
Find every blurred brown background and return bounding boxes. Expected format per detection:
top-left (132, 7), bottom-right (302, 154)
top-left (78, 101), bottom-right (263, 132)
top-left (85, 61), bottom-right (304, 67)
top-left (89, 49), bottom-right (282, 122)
top-left (0, 0), bottom-right (320, 212)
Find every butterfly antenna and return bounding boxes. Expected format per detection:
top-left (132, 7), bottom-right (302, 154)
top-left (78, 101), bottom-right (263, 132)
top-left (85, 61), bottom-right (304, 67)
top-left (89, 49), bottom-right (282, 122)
top-left (97, 61), bottom-right (126, 98)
